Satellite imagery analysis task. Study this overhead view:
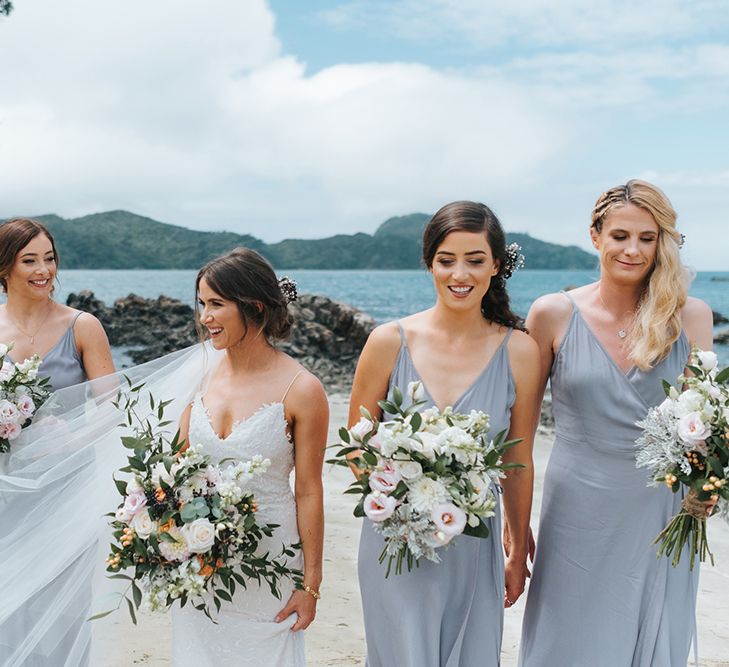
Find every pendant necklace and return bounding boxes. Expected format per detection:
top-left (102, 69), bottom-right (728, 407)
top-left (7, 300), bottom-right (54, 344)
top-left (597, 286), bottom-right (634, 340)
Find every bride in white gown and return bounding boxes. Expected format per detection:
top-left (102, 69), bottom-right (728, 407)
top-left (172, 248), bottom-right (328, 666)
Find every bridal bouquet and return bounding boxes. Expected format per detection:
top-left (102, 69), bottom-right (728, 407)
top-left (94, 379), bottom-right (302, 623)
top-left (329, 382), bottom-right (521, 576)
top-left (0, 342), bottom-right (51, 454)
top-left (636, 348), bottom-right (729, 569)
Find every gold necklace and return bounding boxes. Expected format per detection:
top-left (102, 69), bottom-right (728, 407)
top-left (6, 300), bottom-right (54, 344)
top-left (597, 286), bottom-right (635, 340)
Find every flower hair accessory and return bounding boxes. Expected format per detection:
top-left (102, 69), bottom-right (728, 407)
top-left (679, 233), bottom-right (686, 248)
top-left (278, 276), bottom-right (298, 304)
top-left (502, 243), bottom-right (525, 280)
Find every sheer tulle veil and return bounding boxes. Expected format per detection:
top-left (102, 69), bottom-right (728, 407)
top-left (0, 342), bottom-right (223, 666)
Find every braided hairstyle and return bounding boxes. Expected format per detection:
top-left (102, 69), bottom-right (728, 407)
top-left (195, 247), bottom-right (294, 342)
top-left (422, 201), bottom-right (526, 331)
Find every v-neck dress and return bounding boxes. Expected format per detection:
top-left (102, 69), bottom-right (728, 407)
top-left (519, 292), bottom-right (697, 667)
top-left (5, 312), bottom-right (86, 392)
top-left (358, 324), bottom-right (515, 667)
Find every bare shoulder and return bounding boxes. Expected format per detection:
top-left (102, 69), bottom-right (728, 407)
top-left (367, 320), bottom-right (403, 350)
top-left (506, 328), bottom-right (539, 359)
top-left (681, 296), bottom-right (714, 350)
top-left (527, 291), bottom-right (573, 325)
top-left (71, 310), bottom-right (109, 340)
top-left (681, 296), bottom-right (712, 323)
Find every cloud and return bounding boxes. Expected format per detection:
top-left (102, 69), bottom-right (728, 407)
top-left (0, 0), bottom-right (564, 238)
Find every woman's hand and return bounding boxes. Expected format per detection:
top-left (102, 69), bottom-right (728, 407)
top-left (275, 588), bottom-right (318, 631)
top-left (503, 521), bottom-right (535, 568)
top-left (504, 553), bottom-right (530, 608)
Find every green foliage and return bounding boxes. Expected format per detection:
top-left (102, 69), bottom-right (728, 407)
top-left (31, 209), bottom-right (597, 270)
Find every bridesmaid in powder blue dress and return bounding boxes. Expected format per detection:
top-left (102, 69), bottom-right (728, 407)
top-left (349, 202), bottom-right (540, 666)
top-left (0, 217), bottom-right (114, 666)
top-left (519, 181), bottom-right (714, 667)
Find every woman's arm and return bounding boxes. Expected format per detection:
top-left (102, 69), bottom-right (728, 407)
top-left (345, 323), bottom-right (402, 475)
top-left (275, 372), bottom-right (328, 631)
top-left (501, 330), bottom-right (540, 607)
top-left (74, 312), bottom-right (115, 380)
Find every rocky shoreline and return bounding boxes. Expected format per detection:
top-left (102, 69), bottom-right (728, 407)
top-left (66, 291), bottom-right (376, 393)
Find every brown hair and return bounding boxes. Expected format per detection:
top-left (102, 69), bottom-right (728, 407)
top-left (422, 201), bottom-right (526, 331)
top-left (0, 217), bottom-right (60, 292)
top-left (195, 247), bottom-right (293, 342)
top-left (591, 179), bottom-right (687, 370)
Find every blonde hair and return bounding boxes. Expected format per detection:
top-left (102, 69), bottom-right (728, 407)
top-left (591, 179), bottom-right (688, 370)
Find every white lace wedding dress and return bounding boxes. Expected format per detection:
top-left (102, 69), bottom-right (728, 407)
top-left (171, 392), bottom-right (305, 666)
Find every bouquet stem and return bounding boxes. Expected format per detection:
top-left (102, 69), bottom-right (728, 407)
top-left (654, 512), bottom-right (713, 569)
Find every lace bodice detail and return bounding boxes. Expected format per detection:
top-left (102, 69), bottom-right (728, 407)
top-left (188, 394), bottom-right (296, 523)
top-left (171, 394), bottom-right (305, 666)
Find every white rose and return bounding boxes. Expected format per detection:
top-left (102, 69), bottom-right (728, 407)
top-left (130, 509), bottom-right (158, 539)
top-left (675, 389), bottom-right (704, 418)
top-left (393, 459), bottom-right (423, 481)
top-left (677, 411), bottom-right (711, 447)
top-left (180, 518), bottom-right (216, 554)
top-left (409, 431), bottom-right (438, 461)
top-left (350, 417), bottom-right (374, 441)
top-left (697, 350), bottom-right (718, 371)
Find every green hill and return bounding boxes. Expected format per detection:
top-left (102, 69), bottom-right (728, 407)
top-left (22, 210), bottom-right (595, 270)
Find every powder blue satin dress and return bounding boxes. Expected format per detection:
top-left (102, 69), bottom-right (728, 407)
top-left (520, 293), bottom-right (697, 667)
top-left (6, 311), bottom-right (87, 391)
top-left (358, 324), bottom-right (515, 667)
top-left (0, 311), bottom-right (90, 667)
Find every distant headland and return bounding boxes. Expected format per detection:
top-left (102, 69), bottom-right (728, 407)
top-left (29, 210), bottom-right (597, 271)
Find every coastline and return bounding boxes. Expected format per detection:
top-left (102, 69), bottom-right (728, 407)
top-left (99, 393), bottom-right (729, 667)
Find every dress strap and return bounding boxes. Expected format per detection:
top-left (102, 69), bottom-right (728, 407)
top-left (281, 370), bottom-right (304, 403)
top-left (559, 289), bottom-right (578, 311)
top-left (70, 311), bottom-right (84, 328)
top-left (395, 321), bottom-right (407, 346)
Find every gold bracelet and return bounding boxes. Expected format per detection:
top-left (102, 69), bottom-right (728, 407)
top-left (303, 584), bottom-right (321, 600)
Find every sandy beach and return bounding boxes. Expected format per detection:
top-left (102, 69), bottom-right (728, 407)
top-left (101, 392), bottom-right (729, 667)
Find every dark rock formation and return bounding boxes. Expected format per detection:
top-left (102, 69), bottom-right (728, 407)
top-left (713, 311), bottom-right (728, 325)
top-left (715, 328), bottom-right (729, 345)
top-left (66, 291), bottom-right (375, 392)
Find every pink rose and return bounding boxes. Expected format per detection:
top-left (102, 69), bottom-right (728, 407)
top-left (16, 396), bottom-right (35, 419)
top-left (0, 422), bottom-right (21, 440)
top-left (0, 400), bottom-right (19, 425)
top-left (363, 492), bottom-right (398, 522)
top-left (431, 503), bottom-right (467, 538)
top-left (369, 465), bottom-right (402, 495)
top-left (122, 490), bottom-right (148, 518)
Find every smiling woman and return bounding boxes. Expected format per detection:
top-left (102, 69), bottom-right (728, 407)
top-left (0, 217), bottom-right (114, 390)
top-left (519, 180), bottom-right (715, 667)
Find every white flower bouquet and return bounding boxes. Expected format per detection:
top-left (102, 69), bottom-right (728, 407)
top-left (94, 379), bottom-right (301, 623)
top-left (636, 348), bottom-right (729, 568)
top-left (329, 382), bottom-right (521, 576)
top-left (0, 342), bottom-right (51, 454)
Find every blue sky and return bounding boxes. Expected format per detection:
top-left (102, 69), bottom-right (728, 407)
top-left (1, 0), bottom-right (727, 268)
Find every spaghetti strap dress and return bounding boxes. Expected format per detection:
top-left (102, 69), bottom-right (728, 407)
top-left (5, 311), bottom-right (87, 391)
top-left (358, 324), bottom-right (515, 667)
top-left (519, 292), bottom-right (698, 667)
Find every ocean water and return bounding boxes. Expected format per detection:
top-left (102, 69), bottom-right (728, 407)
top-left (44, 268), bottom-right (729, 364)
top-left (3, 269), bottom-right (727, 363)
